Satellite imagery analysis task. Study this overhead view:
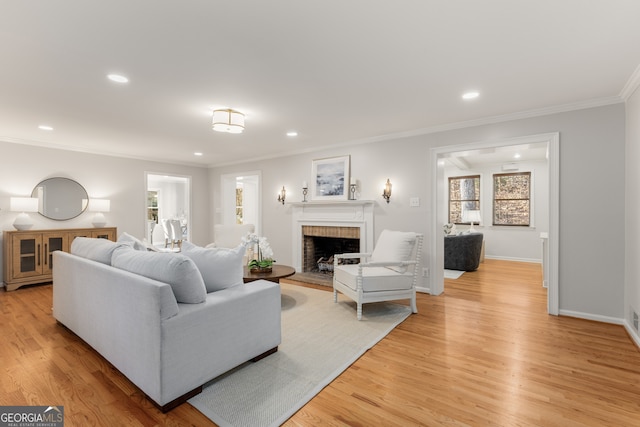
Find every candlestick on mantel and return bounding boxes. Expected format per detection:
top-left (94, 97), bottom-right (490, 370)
top-left (349, 177), bottom-right (357, 200)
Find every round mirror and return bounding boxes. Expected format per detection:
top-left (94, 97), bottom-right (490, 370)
top-left (31, 177), bottom-right (89, 221)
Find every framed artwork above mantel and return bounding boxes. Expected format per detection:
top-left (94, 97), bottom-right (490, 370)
top-left (310, 155), bottom-right (350, 201)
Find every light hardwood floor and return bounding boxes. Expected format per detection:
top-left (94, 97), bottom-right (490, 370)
top-left (2, 259), bottom-right (639, 426)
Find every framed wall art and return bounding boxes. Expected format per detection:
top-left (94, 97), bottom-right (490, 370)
top-left (311, 155), bottom-right (350, 200)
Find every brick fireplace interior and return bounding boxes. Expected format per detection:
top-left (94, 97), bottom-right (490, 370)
top-left (302, 226), bottom-right (360, 279)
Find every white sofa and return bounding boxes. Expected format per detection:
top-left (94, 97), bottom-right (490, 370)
top-left (52, 237), bottom-right (281, 412)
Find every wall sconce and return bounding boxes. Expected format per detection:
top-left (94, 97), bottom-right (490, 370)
top-left (10, 197), bottom-right (39, 230)
top-left (302, 181), bottom-right (308, 202)
top-left (382, 179), bottom-right (392, 204)
top-left (277, 186), bottom-right (286, 205)
top-left (89, 199), bottom-right (111, 227)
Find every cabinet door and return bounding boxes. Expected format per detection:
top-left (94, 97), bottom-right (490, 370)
top-left (67, 231), bottom-right (92, 246)
top-left (91, 229), bottom-right (115, 240)
top-left (11, 233), bottom-right (44, 279)
top-left (42, 232), bottom-right (68, 275)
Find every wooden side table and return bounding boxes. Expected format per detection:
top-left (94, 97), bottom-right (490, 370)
top-left (243, 264), bottom-right (296, 283)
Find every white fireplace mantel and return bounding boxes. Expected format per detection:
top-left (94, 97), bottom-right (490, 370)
top-left (291, 200), bottom-right (375, 272)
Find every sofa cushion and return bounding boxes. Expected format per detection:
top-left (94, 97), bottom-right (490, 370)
top-left (71, 237), bottom-right (119, 265)
top-left (334, 264), bottom-right (414, 292)
top-left (370, 230), bottom-right (417, 273)
top-left (181, 241), bottom-right (244, 292)
top-left (117, 232), bottom-right (148, 251)
top-left (111, 245), bottom-right (206, 303)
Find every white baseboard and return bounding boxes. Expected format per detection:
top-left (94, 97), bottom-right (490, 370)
top-left (558, 309), bottom-right (625, 325)
top-left (484, 255), bottom-right (541, 264)
top-left (624, 321), bottom-right (640, 349)
top-left (416, 285), bottom-right (430, 294)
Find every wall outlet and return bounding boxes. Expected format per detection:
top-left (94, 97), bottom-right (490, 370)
top-left (633, 310), bottom-right (639, 331)
top-left (410, 197), bottom-right (420, 207)
top-left (422, 268), bottom-right (429, 277)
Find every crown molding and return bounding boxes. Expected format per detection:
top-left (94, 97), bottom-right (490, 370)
top-left (209, 96), bottom-right (623, 168)
top-left (0, 136), bottom-right (208, 169)
top-left (620, 64), bottom-right (640, 100)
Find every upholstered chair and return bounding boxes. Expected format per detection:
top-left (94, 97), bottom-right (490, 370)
top-left (169, 219), bottom-right (184, 249)
top-left (444, 232), bottom-right (483, 271)
top-left (160, 219), bottom-right (172, 248)
top-left (333, 230), bottom-right (423, 320)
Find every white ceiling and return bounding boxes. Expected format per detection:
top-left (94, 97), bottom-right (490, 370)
top-left (1, 1), bottom-right (639, 167)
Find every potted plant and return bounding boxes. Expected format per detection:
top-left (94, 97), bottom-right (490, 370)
top-left (242, 233), bottom-right (275, 273)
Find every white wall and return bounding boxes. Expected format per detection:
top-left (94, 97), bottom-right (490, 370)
top-left (0, 140), bottom-right (210, 282)
top-left (0, 103), bottom-right (627, 321)
top-left (625, 85), bottom-right (640, 343)
top-left (211, 103), bottom-right (626, 320)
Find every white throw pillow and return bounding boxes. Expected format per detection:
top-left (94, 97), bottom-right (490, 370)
top-left (369, 230), bottom-right (417, 273)
top-left (117, 232), bottom-right (148, 251)
top-left (111, 245), bottom-right (206, 304)
top-left (181, 241), bottom-right (245, 292)
top-left (70, 237), bottom-right (120, 265)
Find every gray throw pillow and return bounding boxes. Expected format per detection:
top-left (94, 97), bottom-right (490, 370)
top-left (70, 237), bottom-right (119, 265)
top-left (111, 245), bottom-right (206, 304)
top-left (181, 241), bottom-right (245, 292)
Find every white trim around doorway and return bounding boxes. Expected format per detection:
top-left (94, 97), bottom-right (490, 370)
top-left (429, 132), bottom-right (559, 315)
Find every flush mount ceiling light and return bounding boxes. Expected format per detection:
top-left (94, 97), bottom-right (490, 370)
top-left (38, 125), bottom-right (53, 131)
top-left (212, 109), bottom-right (245, 134)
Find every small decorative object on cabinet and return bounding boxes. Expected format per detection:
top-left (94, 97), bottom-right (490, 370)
top-left (3, 227), bottom-right (117, 291)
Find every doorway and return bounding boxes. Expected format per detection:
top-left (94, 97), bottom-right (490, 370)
top-left (145, 173), bottom-right (191, 246)
top-left (221, 171), bottom-right (261, 236)
top-left (429, 132), bottom-right (559, 315)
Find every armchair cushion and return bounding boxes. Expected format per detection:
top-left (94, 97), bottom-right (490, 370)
top-left (334, 265), bottom-right (414, 292)
top-left (370, 230), bottom-right (418, 273)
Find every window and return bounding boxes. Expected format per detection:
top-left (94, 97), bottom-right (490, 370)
top-left (493, 172), bottom-right (531, 226)
top-left (236, 185), bottom-right (243, 224)
top-left (448, 175), bottom-right (480, 224)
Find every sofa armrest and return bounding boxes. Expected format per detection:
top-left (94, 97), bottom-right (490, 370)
top-left (53, 251), bottom-right (179, 406)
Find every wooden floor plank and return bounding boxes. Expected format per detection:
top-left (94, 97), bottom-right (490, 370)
top-left (1, 260), bottom-right (639, 426)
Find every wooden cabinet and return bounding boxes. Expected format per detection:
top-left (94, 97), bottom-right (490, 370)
top-left (3, 227), bottom-right (117, 291)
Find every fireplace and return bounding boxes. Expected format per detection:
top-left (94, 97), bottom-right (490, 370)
top-left (291, 200), bottom-right (375, 277)
top-left (302, 226), bottom-right (360, 275)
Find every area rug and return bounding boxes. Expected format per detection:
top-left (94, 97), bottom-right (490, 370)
top-left (188, 283), bottom-right (411, 427)
top-left (444, 269), bottom-right (465, 279)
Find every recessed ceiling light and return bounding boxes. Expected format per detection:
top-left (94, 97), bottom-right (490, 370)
top-left (194, 152), bottom-right (203, 156)
top-left (286, 131), bottom-right (298, 137)
top-left (107, 74), bottom-right (129, 83)
top-left (38, 125), bottom-right (53, 131)
top-left (514, 153), bottom-right (521, 159)
top-left (462, 91), bottom-right (479, 100)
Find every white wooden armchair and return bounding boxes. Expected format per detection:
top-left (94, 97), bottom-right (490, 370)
top-left (333, 230), bottom-right (423, 320)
